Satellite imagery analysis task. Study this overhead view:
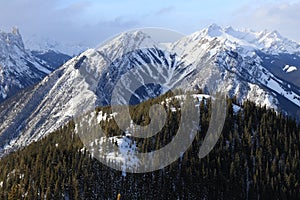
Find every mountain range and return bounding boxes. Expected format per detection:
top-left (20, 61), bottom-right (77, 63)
top-left (24, 34), bottom-right (88, 56)
top-left (0, 24), bottom-right (299, 156)
top-left (0, 27), bottom-right (76, 103)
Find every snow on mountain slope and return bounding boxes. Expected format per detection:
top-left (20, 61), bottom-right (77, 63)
top-left (283, 65), bottom-right (297, 73)
top-left (0, 25), bottom-right (300, 157)
top-left (0, 27), bottom-right (55, 102)
top-left (77, 93), bottom-right (212, 174)
top-left (173, 24), bottom-right (300, 61)
top-left (0, 30), bottom-right (191, 155)
top-left (170, 24), bottom-right (300, 109)
top-left (198, 24), bottom-right (300, 55)
top-left (25, 34), bottom-right (88, 56)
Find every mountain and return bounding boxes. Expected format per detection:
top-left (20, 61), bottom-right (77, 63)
top-left (171, 24), bottom-right (300, 115)
top-left (0, 97), bottom-right (299, 199)
top-left (24, 34), bottom-right (88, 56)
top-left (0, 25), bottom-right (300, 156)
top-left (0, 27), bottom-right (81, 103)
top-left (0, 27), bottom-right (57, 102)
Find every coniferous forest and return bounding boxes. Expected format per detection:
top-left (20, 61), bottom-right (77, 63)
top-left (0, 95), bottom-right (299, 200)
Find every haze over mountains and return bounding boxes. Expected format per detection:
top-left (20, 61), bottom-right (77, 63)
top-left (24, 34), bottom-right (88, 56)
top-left (0, 24), bottom-right (299, 156)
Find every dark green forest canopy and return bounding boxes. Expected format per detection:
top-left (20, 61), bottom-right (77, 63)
top-left (0, 95), bottom-right (299, 200)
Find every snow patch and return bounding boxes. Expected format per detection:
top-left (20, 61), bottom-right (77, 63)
top-left (283, 65), bottom-right (297, 73)
top-left (96, 134), bottom-right (139, 176)
top-left (233, 104), bottom-right (242, 113)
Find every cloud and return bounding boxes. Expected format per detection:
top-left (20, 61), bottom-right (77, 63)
top-left (155, 6), bottom-right (175, 15)
top-left (81, 17), bottom-right (140, 46)
top-left (231, 1), bottom-right (300, 42)
top-left (1, 0), bottom-right (300, 48)
top-left (0, 0), bottom-right (89, 37)
top-left (0, 0), bottom-right (139, 46)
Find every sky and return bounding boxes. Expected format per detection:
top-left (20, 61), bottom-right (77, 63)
top-left (1, 0), bottom-right (300, 47)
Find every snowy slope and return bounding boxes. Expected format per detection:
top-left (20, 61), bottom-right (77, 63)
top-left (0, 31), bottom-right (188, 155)
top-left (170, 24), bottom-right (300, 109)
top-left (0, 27), bottom-right (55, 102)
top-left (0, 25), bottom-right (300, 157)
top-left (283, 65), bottom-right (297, 73)
top-left (76, 93), bottom-right (213, 174)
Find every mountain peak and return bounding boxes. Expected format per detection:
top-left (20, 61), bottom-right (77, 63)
top-left (267, 30), bottom-right (282, 40)
top-left (0, 27), bottom-right (25, 51)
top-left (187, 25), bottom-right (300, 55)
top-left (12, 26), bottom-right (20, 36)
top-left (96, 30), bottom-right (158, 59)
top-left (24, 34), bottom-right (88, 56)
top-left (113, 30), bottom-right (152, 46)
top-left (208, 23), bottom-right (222, 30)
top-left (117, 30), bottom-right (152, 40)
top-left (0, 27), bottom-right (52, 101)
top-left (132, 30), bottom-right (150, 38)
top-left (206, 23), bottom-right (223, 37)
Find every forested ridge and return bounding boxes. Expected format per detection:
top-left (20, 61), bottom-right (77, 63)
top-left (0, 95), bottom-right (299, 199)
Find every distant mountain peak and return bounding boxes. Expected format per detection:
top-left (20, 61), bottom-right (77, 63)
top-left (0, 27), bottom-right (25, 50)
top-left (95, 30), bottom-right (161, 63)
top-left (206, 23), bottom-right (223, 37)
top-left (106, 30), bottom-right (155, 47)
top-left (0, 27), bottom-right (70, 101)
top-left (187, 24), bottom-right (300, 55)
top-left (24, 34), bottom-right (88, 56)
top-left (11, 26), bottom-right (20, 36)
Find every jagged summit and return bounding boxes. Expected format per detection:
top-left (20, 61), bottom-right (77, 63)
top-left (24, 34), bottom-right (88, 56)
top-left (188, 24), bottom-right (300, 55)
top-left (0, 25), bottom-right (300, 157)
top-left (97, 30), bottom-right (159, 54)
top-left (0, 27), bottom-right (25, 50)
top-left (206, 23), bottom-right (223, 37)
top-left (11, 26), bottom-right (20, 36)
top-left (0, 28), bottom-right (53, 101)
top-left (0, 27), bottom-right (74, 102)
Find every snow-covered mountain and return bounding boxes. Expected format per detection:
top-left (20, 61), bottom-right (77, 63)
top-left (0, 27), bottom-right (58, 102)
top-left (0, 27), bottom-right (80, 103)
top-left (25, 34), bottom-right (88, 56)
top-left (0, 25), bottom-right (300, 156)
top-left (170, 24), bottom-right (300, 112)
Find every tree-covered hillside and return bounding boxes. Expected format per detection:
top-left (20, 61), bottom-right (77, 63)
top-left (0, 96), bottom-right (299, 199)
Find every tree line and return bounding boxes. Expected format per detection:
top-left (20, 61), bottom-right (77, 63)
top-left (0, 93), bottom-right (299, 199)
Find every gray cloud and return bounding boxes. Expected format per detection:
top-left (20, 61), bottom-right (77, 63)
top-left (0, 0), bottom-right (139, 47)
top-left (80, 17), bottom-right (140, 46)
top-left (1, 0), bottom-right (300, 48)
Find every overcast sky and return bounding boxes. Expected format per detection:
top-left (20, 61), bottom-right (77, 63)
top-left (1, 0), bottom-right (300, 47)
